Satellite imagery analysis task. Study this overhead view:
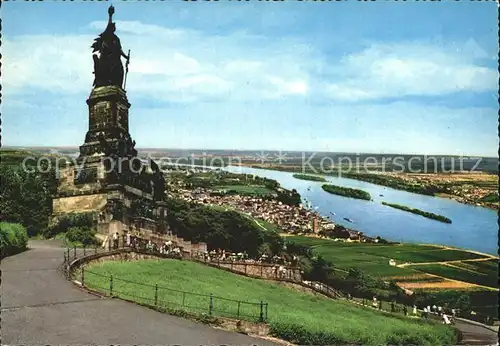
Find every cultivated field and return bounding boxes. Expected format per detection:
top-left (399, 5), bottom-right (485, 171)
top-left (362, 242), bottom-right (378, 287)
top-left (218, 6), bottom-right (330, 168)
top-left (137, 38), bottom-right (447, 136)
top-left (84, 259), bottom-right (457, 345)
top-left (286, 236), bottom-right (498, 289)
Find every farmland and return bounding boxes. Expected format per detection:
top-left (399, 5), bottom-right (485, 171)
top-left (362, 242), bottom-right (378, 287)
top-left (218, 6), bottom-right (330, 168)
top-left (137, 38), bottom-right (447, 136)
top-left (415, 263), bottom-right (498, 289)
top-left (83, 259), bottom-right (457, 345)
top-left (286, 236), bottom-right (498, 288)
top-left (285, 236), bottom-right (498, 319)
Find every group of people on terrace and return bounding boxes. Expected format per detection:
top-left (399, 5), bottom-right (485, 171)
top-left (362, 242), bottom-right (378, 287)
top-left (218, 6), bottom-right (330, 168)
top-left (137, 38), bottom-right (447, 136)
top-left (196, 249), bottom-right (299, 267)
top-left (369, 296), bottom-right (457, 324)
top-left (109, 231), bottom-right (183, 256)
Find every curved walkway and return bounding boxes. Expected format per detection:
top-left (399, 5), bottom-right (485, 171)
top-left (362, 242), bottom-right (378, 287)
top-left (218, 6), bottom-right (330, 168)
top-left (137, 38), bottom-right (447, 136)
top-left (1, 240), bottom-right (277, 345)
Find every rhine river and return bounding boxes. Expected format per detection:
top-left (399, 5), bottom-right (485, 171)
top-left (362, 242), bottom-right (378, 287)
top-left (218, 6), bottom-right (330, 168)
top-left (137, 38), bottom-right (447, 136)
top-left (223, 166), bottom-right (498, 255)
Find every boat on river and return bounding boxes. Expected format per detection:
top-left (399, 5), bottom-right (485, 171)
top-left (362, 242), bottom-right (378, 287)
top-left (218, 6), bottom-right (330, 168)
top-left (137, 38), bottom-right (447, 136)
top-left (344, 217), bottom-right (354, 223)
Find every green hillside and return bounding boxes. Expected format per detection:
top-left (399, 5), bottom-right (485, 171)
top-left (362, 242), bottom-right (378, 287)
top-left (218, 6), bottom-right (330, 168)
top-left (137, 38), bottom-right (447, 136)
top-left (84, 259), bottom-right (457, 345)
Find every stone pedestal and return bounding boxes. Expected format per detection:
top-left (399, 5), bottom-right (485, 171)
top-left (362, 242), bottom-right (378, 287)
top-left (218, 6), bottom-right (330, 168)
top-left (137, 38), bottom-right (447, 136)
top-left (51, 84), bottom-right (170, 244)
top-left (78, 86), bottom-right (133, 163)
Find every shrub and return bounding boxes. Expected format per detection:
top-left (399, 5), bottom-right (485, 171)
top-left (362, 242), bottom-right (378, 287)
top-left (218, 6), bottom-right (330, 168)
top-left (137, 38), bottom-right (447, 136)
top-left (269, 322), bottom-right (344, 345)
top-left (66, 226), bottom-right (98, 246)
top-left (44, 212), bottom-right (95, 239)
top-left (0, 222), bottom-right (29, 258)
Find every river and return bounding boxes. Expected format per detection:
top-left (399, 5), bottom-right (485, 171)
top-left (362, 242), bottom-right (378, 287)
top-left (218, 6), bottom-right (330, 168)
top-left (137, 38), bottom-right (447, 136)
top-left (223, 166), bottom-right (498, 255)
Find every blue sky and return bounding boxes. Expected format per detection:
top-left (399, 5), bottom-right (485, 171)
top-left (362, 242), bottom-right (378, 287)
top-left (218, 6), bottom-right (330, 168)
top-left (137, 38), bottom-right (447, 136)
top-left (2, 1), bottom-right (498, 156)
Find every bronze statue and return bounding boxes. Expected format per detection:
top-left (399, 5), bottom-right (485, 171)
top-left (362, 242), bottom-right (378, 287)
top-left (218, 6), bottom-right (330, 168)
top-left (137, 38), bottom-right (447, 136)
top-left (91, 5), bottom-right (130, 88)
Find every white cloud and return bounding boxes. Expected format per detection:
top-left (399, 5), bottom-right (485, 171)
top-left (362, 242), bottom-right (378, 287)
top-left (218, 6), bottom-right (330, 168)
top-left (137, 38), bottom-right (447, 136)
top-left (4, 20), bottom-right (495, 105)
top-left (3, 20), bottom-right (315, 103)
top-left (324, 41), bottom-right (497, 102)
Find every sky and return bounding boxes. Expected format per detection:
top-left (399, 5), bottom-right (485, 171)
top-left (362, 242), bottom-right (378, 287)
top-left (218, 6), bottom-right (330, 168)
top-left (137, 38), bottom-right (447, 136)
top-left (2, 1), bottom-right (498, 156)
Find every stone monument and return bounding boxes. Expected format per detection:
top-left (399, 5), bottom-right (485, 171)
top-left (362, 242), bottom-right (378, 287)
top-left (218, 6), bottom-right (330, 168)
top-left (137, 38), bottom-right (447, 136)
top-left (52, 6), bottom-right (170, 247)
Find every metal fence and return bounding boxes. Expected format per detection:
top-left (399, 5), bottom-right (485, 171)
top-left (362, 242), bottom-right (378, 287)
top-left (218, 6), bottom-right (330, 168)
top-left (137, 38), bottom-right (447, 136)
top-left (62, 245), bottom-right (268, 322)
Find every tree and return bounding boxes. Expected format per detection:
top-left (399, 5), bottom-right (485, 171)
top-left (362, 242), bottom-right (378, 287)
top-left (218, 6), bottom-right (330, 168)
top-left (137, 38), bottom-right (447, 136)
top-left (0, 165), bottom-right (56, 236)
top-left (166, 198), bottom-right (282, 257)
top-left (456, 294), bottom-right (472, 315)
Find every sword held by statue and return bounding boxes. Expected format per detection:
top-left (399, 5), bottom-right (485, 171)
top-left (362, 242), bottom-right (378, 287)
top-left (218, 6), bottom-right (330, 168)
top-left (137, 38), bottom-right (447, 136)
top-left (123, 49), bottom-right (131, 90)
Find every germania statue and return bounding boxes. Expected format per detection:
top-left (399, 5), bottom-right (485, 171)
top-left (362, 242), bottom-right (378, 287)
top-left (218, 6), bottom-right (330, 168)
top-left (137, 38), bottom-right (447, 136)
top-left (91, 5), bottom-right (130, 88)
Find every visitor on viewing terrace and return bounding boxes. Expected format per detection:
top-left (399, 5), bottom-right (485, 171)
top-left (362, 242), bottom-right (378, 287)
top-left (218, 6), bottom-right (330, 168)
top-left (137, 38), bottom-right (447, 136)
top-left (413, 305), bottom-right (417, 315)
top-left (403, 305), bottom-right (408, 316)
top-left (113, 232), bottom-right (119, 249)
top-left (423, 307), bottom-right (428, 319)
top-left (126, 232), bottom-right (131, 246)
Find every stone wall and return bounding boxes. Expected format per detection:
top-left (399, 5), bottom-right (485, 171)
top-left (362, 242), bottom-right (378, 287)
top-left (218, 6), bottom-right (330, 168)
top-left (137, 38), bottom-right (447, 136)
top-left (56, 165), bottom-right (104, 195)
top-left (204, 260), bottom-right (302, 282)
top-left (53, 193), bottom-right (108, 215)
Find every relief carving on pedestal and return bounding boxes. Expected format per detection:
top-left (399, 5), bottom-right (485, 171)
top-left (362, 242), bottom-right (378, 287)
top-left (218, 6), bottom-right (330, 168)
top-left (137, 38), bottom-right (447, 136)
top-left (92, 102), bottom-right (112, 129)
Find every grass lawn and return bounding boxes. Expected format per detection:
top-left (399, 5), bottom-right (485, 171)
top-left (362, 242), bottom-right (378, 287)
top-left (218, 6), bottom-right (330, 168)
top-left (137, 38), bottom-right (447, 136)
top-left (84, 259), bottom-right (457, 345)
top-left (212, 185), bottom-right (275, 196)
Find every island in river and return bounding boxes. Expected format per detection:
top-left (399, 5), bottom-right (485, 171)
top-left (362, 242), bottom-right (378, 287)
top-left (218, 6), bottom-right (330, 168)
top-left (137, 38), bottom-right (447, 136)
top-left (238, 163), bottom-right (499, 211)
top-left (381, 201), bottom-right (452, 224)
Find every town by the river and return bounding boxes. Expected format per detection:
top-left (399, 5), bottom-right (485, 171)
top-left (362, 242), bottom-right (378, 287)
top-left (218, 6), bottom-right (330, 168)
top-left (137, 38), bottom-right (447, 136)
top-left (223, 166), bottom-right (498, 255)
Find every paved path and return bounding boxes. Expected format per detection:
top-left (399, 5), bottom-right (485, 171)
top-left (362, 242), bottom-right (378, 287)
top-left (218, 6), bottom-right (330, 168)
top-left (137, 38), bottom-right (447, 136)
top-left (1, 240), bottom-right (277, 346)
top-left (344, 298), bottom-right (498, 345)
top-left (455, 319), bottom-right (499, 345)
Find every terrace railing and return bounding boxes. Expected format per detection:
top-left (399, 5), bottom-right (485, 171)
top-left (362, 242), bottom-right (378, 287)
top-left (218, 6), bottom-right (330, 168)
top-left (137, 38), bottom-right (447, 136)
top-left (81, 268), bottom-right (268, 322)
top-left (62, 244), bottom-right (269, 322)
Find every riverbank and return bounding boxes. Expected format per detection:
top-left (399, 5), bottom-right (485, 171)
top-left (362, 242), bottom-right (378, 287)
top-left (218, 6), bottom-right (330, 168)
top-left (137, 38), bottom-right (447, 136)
top-left (236, 164), bottom-right (498, 211)
top-left (381, 202), bottom-right (452, 224)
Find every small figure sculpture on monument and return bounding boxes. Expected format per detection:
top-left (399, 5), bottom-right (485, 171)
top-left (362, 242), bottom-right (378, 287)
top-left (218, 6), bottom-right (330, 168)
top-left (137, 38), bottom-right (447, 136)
top-left (91, 5), bottom-right (130, 88)
top-left (98, 132), bottom-right (120, 183)
top-left (150, 159), bottom-right (166, 201)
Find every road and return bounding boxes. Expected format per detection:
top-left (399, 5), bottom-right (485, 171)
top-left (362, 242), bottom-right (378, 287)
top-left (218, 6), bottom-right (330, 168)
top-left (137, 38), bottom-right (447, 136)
top-left (455, 319), bottom-right (499, 346)
top-left (1, 240), bottom-right (277, 346)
